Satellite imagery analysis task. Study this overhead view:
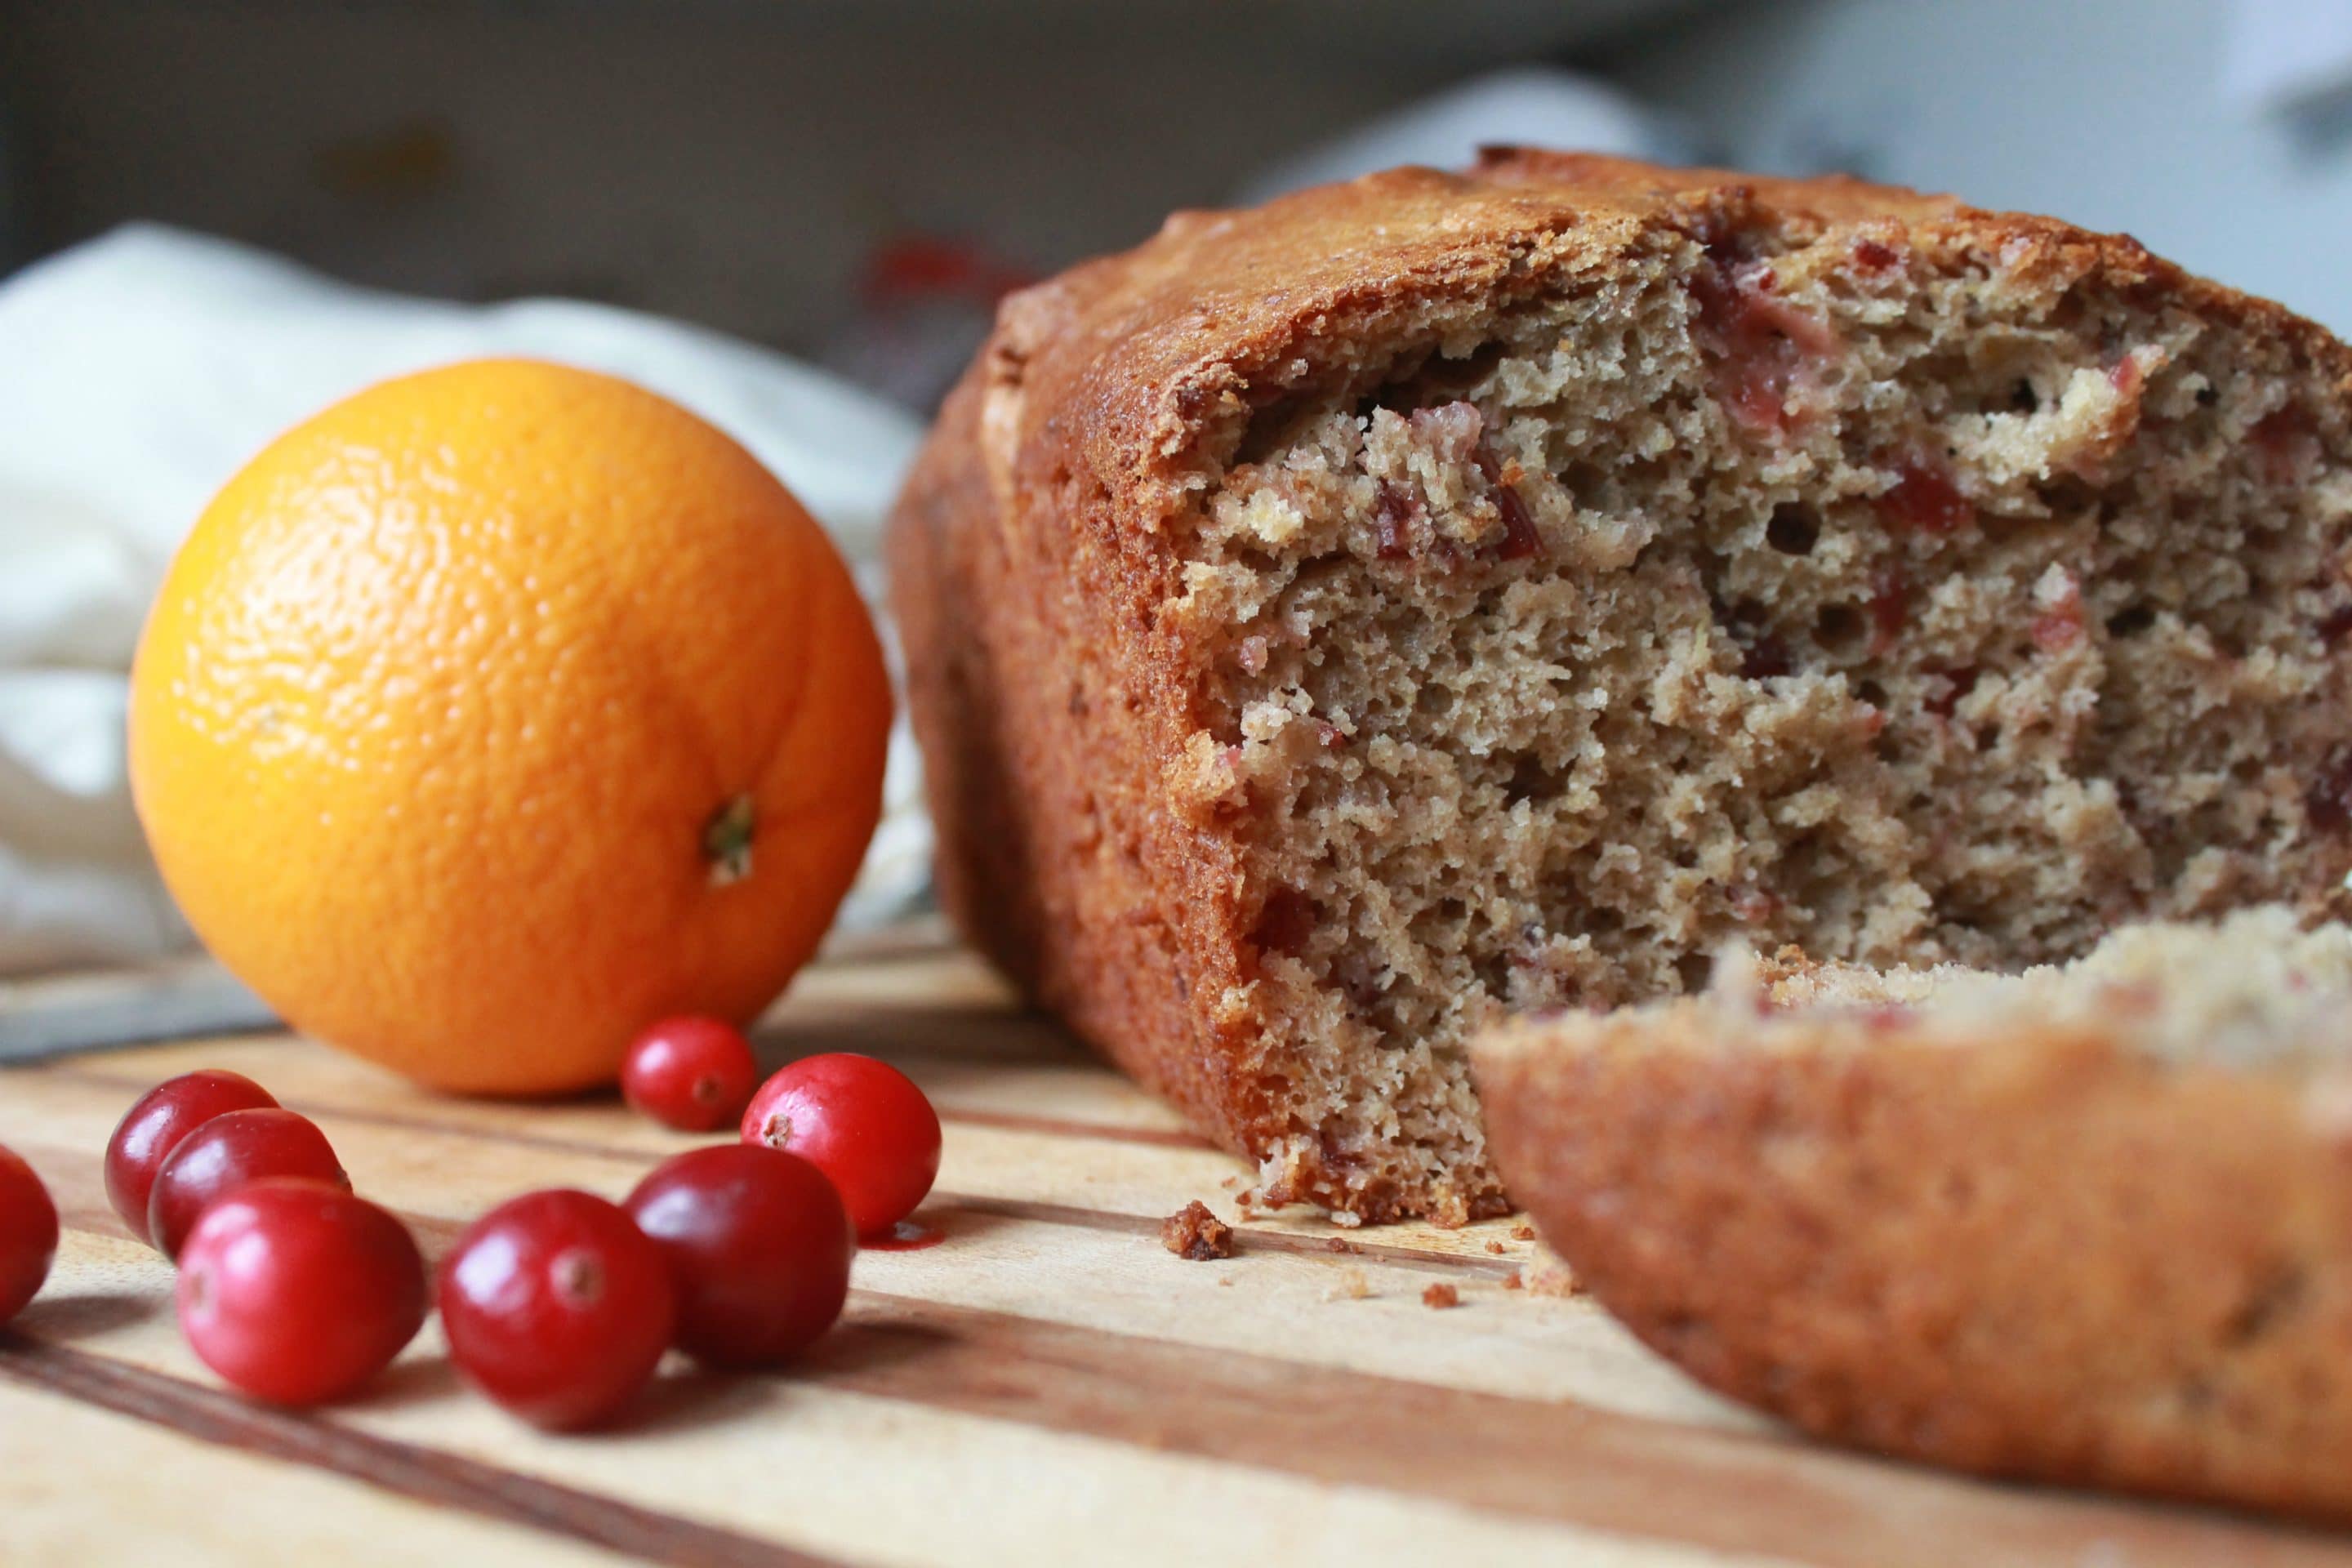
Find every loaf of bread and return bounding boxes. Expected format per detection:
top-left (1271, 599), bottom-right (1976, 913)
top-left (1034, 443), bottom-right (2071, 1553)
top-left (888, 150), bottom-right (2352, 1224)
top-left (1472, 910), bottom-right (2352, 1520)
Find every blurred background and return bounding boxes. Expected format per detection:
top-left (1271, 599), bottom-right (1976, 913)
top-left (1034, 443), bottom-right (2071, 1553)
top-left (2, 0), bottom-right (2350, 987)
top-left (7, 0), bottom-right (2350, 408)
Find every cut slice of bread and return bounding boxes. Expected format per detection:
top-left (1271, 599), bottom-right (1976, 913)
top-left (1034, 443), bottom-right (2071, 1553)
top-left (890, 149), bottom-right (2352, 1223)
top-left (1472, 908), bottom-right (2352, 1520)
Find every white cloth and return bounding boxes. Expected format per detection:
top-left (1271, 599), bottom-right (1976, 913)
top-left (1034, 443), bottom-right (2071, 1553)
top-left (0, 224), bottom-right (929, 973)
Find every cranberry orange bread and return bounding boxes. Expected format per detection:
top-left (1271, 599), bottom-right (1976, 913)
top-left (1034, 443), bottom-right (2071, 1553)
top-left (1472, 910), bottom-right (2352, 1520)
top-left (888, 150), bottom-right (2352, 1223)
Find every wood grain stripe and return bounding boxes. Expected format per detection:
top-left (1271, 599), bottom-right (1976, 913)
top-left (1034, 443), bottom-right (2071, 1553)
top-left (809, 1294), bottom-right (2343, 1568)
top-left (926, 1106), bottom-right (1215, 1151)
top-left (16, 1144), bottom-right (2342, 1568)
top-left (0, 1337), bottom-right (839, 1568)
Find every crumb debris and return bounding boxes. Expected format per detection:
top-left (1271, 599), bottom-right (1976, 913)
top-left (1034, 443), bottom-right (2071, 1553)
top-left (1217, 1275), bottom-right (1234, 1287)
top-left (1484, 1240), bottom-right (1506, 1254)
top-left (1161, 1200), bottom-right (1234, 1261)
top-left (1521, 1250), bottom-right (1583, 1298)
top-left (1503, 1270), bottom-right (1525, 1291)
top-left (1323, 1236), bottom-right (1361, 1254)
top-left (1422, 1282), bottom-right (1461, 1310)
top-left (1510, 1223), bottom-right (1537, 1242)
top-left (1325, 1266), bottom-right (1372, 1302)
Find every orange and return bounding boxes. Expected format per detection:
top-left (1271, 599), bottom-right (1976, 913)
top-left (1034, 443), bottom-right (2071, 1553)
top-left (128, 359), bottom-right (891, 1094)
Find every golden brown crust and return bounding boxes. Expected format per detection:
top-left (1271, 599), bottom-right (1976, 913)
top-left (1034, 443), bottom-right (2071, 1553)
top-left (986, 149), bottom-right (2349, 534)
top-left (888, 150), bottom-right (2352, 1223)
top-left (889, 365), bottom-right (1276, 1165)
top-left (1473, 1009), bottom-right (2352, 1521)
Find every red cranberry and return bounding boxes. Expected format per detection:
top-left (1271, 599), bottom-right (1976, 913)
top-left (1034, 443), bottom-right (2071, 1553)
top-left (621, 1017), bottom-right (760, 1133)
top-left (1252, 887), bottom-right (1318, 959)
top-left (2308, 751), bottom-right (2352, 835)
top-left (2030, 612), bottom-right (2085, 652)
top-left (1851, 237), bottom-right (1901, 272)
top-left (741, 1054), bottom-right (942, 1238)
top-left (2251, 406), bottom-right (2321, 484)
top-left (1472, 448), bottom-right (1543, 560)
top-left (1875, 460), bottom-right (1973, 534)
top-left (0, 1144), bottom-right (58, 1327)
top-left (1692, 257), bottom-right (1838, 435)
top-left (1923, 666), bottom-right (1980, 720)
top-left (105, 1070), bottom-right (278, 1245)
top-left (149, 1107), bottom-right (347, 1259)
top-left (1491, 478), bottom-right (1541, 559)
top-left (1737, 632), bottom-right (1793, 680)
top-left (1371, 482), bottom-right (1417, 559)
top-left (439, 1190), bottom-right (675, 1431)
top-left (1867, 562), bottom-right (1909, 653)
top-left (176, 1179), bottom-right (425, 1405)
top-left (625, 1145), bottom-right (853, 1366)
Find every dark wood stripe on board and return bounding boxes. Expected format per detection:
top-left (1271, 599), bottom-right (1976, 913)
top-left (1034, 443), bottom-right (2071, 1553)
top-left (0, 1338), bottom-right (840, 1568)
top-left (23, 1156), bottom-right (2333, 1568)
top-left (805, 1293), bottom-right (2345, 1568)
top-left (17, 1125), bottom-right (2349, 1568)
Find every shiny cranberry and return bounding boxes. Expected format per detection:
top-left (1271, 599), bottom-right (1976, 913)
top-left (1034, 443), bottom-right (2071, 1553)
top-left (149, 1107), bottom-right (347, 1259)
top-left (105, 1070), bottom-right (278, 1245)
top-left (741, 1054), bottom-right (942, 1238)
top-left (624, 1145), bottom-right (852, 1366)
top-left (176, 1178), bottom-right (425, 1405)
top-left (0, 1144), bottom-right (58, 1327)
top-left (621, 1017), bottom-right (759, 1133)
top-left (439, 1190), bottom-right (675, 1430)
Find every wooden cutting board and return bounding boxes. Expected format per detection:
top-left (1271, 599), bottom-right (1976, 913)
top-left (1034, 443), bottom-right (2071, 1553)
top-left (2, 938), bottom-right (2348, 1568)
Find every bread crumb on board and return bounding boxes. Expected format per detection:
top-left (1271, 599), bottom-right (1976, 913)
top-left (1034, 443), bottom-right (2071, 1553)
top-left (1325, 1266), bottom-right (1372, 1301)
top-left (1520, 1249), bottom-right (1584, 1298)
top-left (1484, 1240), bottom-right (1506, 1254)
top-left (1510, 1223), bottom-right (1537, 1242)
top-left (1161, 1200), bottom-right (1234, 1261)
top-left (1422, 1282), bottom-right (1462, 1310)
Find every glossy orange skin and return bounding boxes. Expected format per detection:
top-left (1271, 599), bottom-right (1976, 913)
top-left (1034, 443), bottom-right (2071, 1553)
top-left (129, 360), bottom-right (890, 1094)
